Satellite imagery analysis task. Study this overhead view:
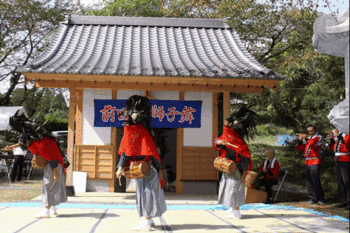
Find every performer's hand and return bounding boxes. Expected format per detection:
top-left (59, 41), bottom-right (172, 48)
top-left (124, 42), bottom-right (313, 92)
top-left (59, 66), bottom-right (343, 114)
top-left (53, 168), bottom-right (59, 182)
top-left (327, 131), bottom-right (334, 138)
top-left (159, 170), bottom-right (163, 180)
top-left (263, 169), bottom-right (267, 173)
top-left (241, 171), bottom-right (247, 185)
top-left (116, 167), bottom-right (123, 178)
top-left (217, 140), bottom-right (227, 146)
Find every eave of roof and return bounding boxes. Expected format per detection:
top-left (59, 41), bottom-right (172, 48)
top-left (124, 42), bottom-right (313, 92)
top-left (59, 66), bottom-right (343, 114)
top-left (68, 15), bottom-right (230, 28)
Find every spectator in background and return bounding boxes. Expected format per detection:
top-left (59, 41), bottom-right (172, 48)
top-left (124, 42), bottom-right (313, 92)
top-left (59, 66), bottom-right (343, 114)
top-left (328, 129), bottom-right (349, 210)
top-left (3, 136), bottom-right (27, 182)
top-left (296, 124), bottom-right (326, 205)
top-left (258, 149), bottom-right (280, 204)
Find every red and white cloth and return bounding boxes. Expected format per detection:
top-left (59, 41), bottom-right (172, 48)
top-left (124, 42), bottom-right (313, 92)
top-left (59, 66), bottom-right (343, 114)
top-left (296, 133), bottom-right (324, 166)
top-left (330, 133), bottom-right (349, 162)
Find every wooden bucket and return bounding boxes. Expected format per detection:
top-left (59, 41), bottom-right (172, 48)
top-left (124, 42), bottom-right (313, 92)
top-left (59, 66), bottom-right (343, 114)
top-left (245, 187), bottom-right (267, 203)
top-left (31, 155), bottom-right (47, 169)
top-left (245, 171), bottom-right (258, 188)
top-left (214, 157), bottom-right (236, 174)
top-left (124, 161), bottom-right (150, 179)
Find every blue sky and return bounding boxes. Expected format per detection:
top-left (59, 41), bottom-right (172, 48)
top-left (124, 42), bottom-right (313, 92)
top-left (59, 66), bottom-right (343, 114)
top-left (322, 0), bottom-right (349, 15)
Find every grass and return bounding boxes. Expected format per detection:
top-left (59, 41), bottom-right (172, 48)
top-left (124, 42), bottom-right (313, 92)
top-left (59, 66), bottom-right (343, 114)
top-left (0, 179), bottom-right (42, 202)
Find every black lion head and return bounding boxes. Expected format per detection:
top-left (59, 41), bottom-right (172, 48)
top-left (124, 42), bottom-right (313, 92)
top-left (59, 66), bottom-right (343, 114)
top-left (123, 95), bottom-right (152, 132)
top-left (225, 105), bottom-right (257, 140)
top-left (9, 110), bottom-right (52, 145)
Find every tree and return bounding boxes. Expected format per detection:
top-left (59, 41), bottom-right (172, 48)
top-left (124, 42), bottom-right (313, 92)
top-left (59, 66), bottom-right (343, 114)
top-left (90, 0), bottom-right (219, 18)
top-left (10, 87), bottom-right (69, 131)
top-left (0, 0), bottom-right (72, 106)
top-left (218, 0), bottom-right (321, 66)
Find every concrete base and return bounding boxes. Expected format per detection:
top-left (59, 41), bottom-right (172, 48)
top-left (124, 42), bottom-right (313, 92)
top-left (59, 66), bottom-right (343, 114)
top-left (86, 180), bottom-right (109, 192)
top-left (182, 180), bottom-right (218, 195)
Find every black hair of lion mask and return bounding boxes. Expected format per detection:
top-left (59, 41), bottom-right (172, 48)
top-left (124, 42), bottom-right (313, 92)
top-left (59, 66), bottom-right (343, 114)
top-left (225, 105), bottom-right (257, 140)
top-left (123, 95), bottom-right (152, 132)
top-left (9, 110), bottom-right (40, 145)
top-left (9, 110), bottom-right (53, 147)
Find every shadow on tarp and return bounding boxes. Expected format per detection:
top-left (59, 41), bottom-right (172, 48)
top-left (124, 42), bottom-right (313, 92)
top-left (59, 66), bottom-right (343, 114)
top-left (165, 223), bottom-right (245, 231)
top-left (57, 213), bottom-right (119, 218)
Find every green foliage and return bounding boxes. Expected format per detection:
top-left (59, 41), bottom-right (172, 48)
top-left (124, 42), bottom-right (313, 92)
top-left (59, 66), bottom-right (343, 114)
top-left (90, 0), bottom-right (165, 17)
top-left (90, 0), bottom-right (218, 18)
top-left (254, 124), bottom-right (294, 136)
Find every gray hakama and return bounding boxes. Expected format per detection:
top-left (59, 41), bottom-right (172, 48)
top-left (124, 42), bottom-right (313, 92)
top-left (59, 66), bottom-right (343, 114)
top-left (136, 161), bottom-right (167, 218)
top-left (218, 170), bottom-right (245, 208)
top-left (42, 164), bottom-right (67, 207)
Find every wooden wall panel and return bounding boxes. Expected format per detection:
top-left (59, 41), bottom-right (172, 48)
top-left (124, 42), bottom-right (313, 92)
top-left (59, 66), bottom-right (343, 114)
top-left (181, 147), bottom-right (218, 180)
top-left (74, 145), bottom-right (114, 181)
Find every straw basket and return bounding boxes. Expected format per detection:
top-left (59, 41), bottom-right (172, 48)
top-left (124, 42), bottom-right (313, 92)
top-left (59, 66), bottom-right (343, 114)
top-left (245, 187), bottom-right (267, 203)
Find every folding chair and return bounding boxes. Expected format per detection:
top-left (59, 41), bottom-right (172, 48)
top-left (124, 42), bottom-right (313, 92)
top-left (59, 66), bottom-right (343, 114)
top-left (23, 153), bottom-right (33, 180)
top-left (273, 169), bottom-right (287, 202)
top-left (0, 158), bottom-right (12, 184)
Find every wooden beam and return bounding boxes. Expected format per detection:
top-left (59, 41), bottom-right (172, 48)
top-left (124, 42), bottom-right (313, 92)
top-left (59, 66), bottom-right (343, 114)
top-left (223, 91), bottom-right (230, 120)
top-left (25, 73), bottom-right (279, 91)
top-left (75, 89), bottom-right (84, 145)
top-left (66, 88), bottom-right (76, 186)
top-left (110, 90), bottom-right (118, 192)
top-left (33, 79), bottom-right (267, 93)
top-left (176, 91), bottom-right (185, 194)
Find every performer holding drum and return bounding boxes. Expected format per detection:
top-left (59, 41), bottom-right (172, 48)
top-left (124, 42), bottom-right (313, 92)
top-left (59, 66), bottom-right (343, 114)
top-left (116, 95), bottom-right (167, 231)
top-left (213, 106), bottom-right (256, 219)
top-left (7, 111), bottom-right (67, 218)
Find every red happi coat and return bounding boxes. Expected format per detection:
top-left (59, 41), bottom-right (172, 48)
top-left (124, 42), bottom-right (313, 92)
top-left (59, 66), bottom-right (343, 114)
top-left (28, 137), bottom-right (65, 171)
top-left (213, 126), bottom-right (253, 171)
top-left (330, 133), bottom-right (350, 162)
top-left (296, 133), bottom-right (323, 166)
top-left (118, 124), bottom-right (161, 163)
top-left (259, 158), bottom-right (280, 181)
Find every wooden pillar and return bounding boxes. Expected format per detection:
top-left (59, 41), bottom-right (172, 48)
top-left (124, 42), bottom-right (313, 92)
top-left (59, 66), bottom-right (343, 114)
top-left (110, 90), bottom-right (118, 192)
top-left (75, 89), bottom-right (83, 145)
top-left (223, 91), bottom-right (230, 121)
top-left (212, 92), bottom-right (219, 180)
top-left (176, 91), bottom-right (184, 194)
top-left (212, 92), bottom-right (219, 143)
top-left (66, 88), bottom-right (76, 186)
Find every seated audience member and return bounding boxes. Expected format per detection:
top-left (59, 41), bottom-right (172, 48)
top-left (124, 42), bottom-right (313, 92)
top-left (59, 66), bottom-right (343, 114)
top-left (259, 149), bottom-right (280, 203)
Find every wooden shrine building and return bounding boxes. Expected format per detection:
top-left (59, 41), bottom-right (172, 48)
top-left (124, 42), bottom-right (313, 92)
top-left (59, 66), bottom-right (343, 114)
top-left (19, 15), bottom-right (284, 194)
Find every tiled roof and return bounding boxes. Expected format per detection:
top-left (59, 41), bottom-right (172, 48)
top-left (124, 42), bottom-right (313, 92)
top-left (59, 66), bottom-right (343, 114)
top-left (19, 15), bottom-right (284, 80)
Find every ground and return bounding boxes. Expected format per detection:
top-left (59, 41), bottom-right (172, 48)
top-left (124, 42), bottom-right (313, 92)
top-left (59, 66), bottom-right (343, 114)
top-left (0, 169), bottom-right (348, 220)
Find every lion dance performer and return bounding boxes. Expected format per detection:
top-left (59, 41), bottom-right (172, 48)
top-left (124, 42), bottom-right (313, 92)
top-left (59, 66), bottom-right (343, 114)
top-left (8, 111), bottom-right (67, 218)
top-left (213, 106), bottom-right (256, 219)
top-left (116, 95), bottom-right (167, 231)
